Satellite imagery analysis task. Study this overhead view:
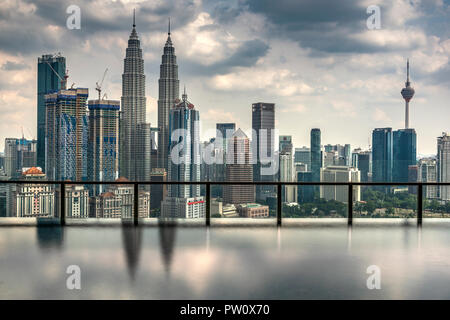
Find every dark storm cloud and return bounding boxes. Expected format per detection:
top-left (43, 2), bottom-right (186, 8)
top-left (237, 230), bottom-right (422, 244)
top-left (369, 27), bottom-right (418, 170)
top-left (0, 0), bottom-right (200, 55)
top-left (1, 61), bottom-right (29, 71)
top-left (183, 38), bottom-right (269, 75)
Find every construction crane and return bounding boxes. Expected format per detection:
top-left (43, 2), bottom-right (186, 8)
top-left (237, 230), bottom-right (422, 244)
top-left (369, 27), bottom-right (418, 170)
top-left (96, 68), bottom-right (108, 101)
top-left (45, 61), bottom-right (68, 89)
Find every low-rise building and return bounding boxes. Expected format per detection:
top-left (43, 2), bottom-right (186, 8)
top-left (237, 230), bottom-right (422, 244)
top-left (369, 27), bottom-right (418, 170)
top-left (236, 203), bottom-right (269, 218)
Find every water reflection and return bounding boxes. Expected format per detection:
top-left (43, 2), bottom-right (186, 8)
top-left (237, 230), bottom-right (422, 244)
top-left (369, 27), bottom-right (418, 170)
top-left (158, 220), bottom-right (177, 275)
top-left (121, 224), bottom-right (142, 280)
top-left (347, 225), bottom-right (352, 253)
top-left (36, 226), bottom-right (64, 251)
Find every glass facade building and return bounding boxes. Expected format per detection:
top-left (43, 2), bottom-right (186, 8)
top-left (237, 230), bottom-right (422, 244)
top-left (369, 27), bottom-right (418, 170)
top-left (37, 54), bottom-right (66, 171)
top-left (372, 128), bottom-right (393, 183)
top-left (310, 128), bottom-right (321, 182)
top-left (393, 128), bottom-right (417, 183)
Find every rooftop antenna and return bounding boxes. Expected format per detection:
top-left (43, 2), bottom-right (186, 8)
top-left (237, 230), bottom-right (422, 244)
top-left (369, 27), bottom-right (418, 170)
top-left (168, 17), bottom-right (171, 35)
top-left (133, 8), bottom-right (136, 28)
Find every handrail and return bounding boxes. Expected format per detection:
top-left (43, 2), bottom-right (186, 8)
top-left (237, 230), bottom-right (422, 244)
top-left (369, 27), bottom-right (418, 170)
top-left (1, 180), bottom-right (445, 226)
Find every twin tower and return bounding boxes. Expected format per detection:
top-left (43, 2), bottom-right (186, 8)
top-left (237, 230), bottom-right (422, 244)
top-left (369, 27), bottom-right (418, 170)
top-left (120, 13), bottom-right (179, 181)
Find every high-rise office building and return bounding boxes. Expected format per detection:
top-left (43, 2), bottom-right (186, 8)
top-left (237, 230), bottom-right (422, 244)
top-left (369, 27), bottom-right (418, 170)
top-left (120, 13), bottom-right (149, 181)
top-left (320, 166), bottom-right (360, 203)
top-left (408, 165), bottom-right (419, 194)
top-left (393, 128), bottom-right (417, 183)
top-left (372, 128), bottom-right (393, 183)
top-left (216, 123), bottom-right (236, 150)
top-left (161, 90), bottom-right (204, 218)
top-left (37, 54), bottom-right (66, 170)
top-left (297, 171), bottom-right (314, 203)
top-left (224, 129), bottom-right (255, 205)
top-left (135, 122), bottom-right (152, 184)
top-left (4, 138), bottom-right (37, 178)
top-left (279, 135), bottom-right (293, 154)
top-left (294, 147), bottom-right (311, 169)
top-left (45, 88), bottom-right (89, 181)
top-left (310, 128), bottom-right (322, 182)
top-left (215, 123), bottom-right (236, 182)
top-left (150, 168), bottom-right (167, 210)
top-left (252, 102), bottom-right (276, 199)
top-left (437, 133), bottom-right (450, 201)
top-left (279, 151), bottom-right (297, 203)
top-left (324, 144), bottom-right (351, 166)
top-left (158, 20), bottom-right (180, 172)
top-left (87, 99), bottom-right (120, 194)
top-left (356, 151), bottom-right (371, 182)
top-left (418, 158), bottom-right (438, 199)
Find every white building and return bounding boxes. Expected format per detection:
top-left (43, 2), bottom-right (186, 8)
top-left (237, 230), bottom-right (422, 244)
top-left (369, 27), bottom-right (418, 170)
top-left (16, 167), bottom-right (55, 217)
top-left (161, 196), bottom-right (205, 219)
top-left (65, 185), bottom-right (89, 218)
top-left (279, 152), bottom-right (297, 203)
top-left (437, 133), bottom-right (450, 201)
top-left (418, 158), bottom-right (438, 199)
top-left (320, 166), bottom-right (360, 203)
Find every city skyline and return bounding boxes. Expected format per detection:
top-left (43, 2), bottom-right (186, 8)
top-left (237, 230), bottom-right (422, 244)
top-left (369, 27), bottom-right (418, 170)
top-left (0, 0), bottom-right (449, 155)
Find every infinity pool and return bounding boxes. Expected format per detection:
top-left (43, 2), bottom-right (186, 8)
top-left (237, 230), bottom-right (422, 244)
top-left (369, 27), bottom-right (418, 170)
top-left (1, 221), bottom-right (450, 299)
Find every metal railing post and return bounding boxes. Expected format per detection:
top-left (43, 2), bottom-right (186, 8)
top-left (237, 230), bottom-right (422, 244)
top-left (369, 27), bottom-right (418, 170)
top-left (348, 183), bottom-right (353, 225)
top-left (277, 183), bottom-right (282, 226)
top-left (206, 183), bottom-right (211, 226)
top-left (417, 183), bottom-right (423, 225)
top-left (60, 182), bottom-right (65, 226)
top-left (133, 183), bottom-right (139, 226)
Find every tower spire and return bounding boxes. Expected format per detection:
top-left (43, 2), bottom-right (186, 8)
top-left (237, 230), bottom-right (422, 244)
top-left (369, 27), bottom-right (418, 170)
top-left (406, 58), bottom-right (410, 83)
top-left (401, 58), bottom-right (415, 129)
top-left (133, 8), bottom-right (136, 28)
top-left (168, 17), bottom-right (171, 35)
top-left (182, 85), bottom-right (187, 101)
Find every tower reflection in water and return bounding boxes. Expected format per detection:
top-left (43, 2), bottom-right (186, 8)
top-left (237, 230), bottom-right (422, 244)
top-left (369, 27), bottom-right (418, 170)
top-left (36, 226), bottom-right (65, 251)
top-left (121, 219), bottom-right (178, 280)
top-left (121, 223), bottom-right (142, 280)
top-left (158, 219), bottom-right (177, 276)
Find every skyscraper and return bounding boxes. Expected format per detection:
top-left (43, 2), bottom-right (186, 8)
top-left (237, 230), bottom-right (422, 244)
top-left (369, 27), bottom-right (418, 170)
top-left (215, 123), bottom-right (236, 182)
top-left (161, 90), bottom-right (204, 218)
top-left (393, 128), bottom-right (417, 183)
top-left (372, 128), bottom-right (393, 183)
top-left (37, 54), bottom-right (66, 170)
top-left (294, 147), bottom-right (311, 169)
top-left (87, 99), bottom-right (120, 194)
top-left (279, 135), bottom-right (293, 154)
top-left (224, 129), bottom-right (255, 205)
top-left (252, 102), bottom-right (276, 200)
top-left (419, 158), bottom-right (438, 199)
top-left (401, 59), bottom-right (415, 129)
top-left (437, 133), bottom-right (450, 201)
top-left (310, 128), bottom-right (322, 182)
top-left (158, 19), bottom-right (180, 172)
top-left (45, 88), bottom-right (89, 181)
top-left (4, 137), bottom-right (37, 178)
top-left (355, 150), bottom-right (371, 182)
top-left (279, 151), bottom-right (297, 203)
top-left (120, 12), bottom-right (148, 181)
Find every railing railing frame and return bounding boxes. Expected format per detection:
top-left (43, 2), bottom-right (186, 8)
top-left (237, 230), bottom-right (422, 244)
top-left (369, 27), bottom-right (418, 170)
top-left (3, 180), bottom-right (448, 226)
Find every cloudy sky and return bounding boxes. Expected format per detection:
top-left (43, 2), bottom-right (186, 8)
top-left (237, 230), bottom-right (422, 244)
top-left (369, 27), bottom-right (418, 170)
top-left (0, 0), bottom-right (449, 154)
